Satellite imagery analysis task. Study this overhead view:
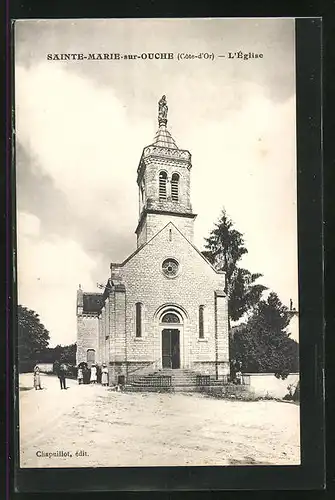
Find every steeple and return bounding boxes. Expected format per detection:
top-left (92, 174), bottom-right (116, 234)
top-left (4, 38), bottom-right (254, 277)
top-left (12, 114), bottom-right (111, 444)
top-left (153, 126), bottom-right (178, 149)
top-left (135, 96), bottom-right (196, 247)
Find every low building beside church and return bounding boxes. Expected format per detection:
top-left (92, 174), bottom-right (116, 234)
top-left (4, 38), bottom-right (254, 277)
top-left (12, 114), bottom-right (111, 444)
top-left (77, 96), bottom-right (230, 386)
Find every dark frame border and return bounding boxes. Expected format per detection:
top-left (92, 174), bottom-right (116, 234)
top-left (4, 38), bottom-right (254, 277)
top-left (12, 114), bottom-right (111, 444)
top-left (9, 16), bottom-right (324, 492)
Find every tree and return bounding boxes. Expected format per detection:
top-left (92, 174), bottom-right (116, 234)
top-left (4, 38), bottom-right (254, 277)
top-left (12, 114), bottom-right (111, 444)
top-left (230, 292), bottom-right (299, 378)
top-left (203, 209), bottom-right (267, 323)
top-left (40, 343), bottom-right (77, 365)
top-left (51, 343), bottom-right (77, 379)
top-left (229, 268), bottom-right (267, 322)
top-left (18, 305), bottom-right (50, 372)
top-left (56, 343), bottom-right (77, 365)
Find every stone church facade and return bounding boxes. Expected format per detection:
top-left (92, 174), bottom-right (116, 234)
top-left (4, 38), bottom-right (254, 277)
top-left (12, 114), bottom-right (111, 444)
top-left (77, 96), bottom-right (230, 385)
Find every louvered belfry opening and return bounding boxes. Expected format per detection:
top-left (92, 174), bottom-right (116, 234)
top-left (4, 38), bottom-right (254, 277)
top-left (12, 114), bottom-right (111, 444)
top-left (159, 171), bottom-right (167, 201)
top-left (171, 173), bottom-right (179, 202)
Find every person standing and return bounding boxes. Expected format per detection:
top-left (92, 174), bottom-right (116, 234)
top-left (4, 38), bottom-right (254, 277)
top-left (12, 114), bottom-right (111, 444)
top-left (33, 365), bottom-right (42, 390)
top-left (83, 365), bottom-right (90, 384)
top-left (101, 364), bottom-right (108, 386)
top-left (77, 367), bottom-right (83, 385)
top-left (58, 363), bottom-right (67, 390)
top-left (90, 364), bottom-right (97, 384)
top-left (236, 371), bottom-right (242, 385)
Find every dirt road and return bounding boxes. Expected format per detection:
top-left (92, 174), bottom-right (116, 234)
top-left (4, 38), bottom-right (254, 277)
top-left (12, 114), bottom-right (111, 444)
top-left (19, 373), bottom-right (300, 468)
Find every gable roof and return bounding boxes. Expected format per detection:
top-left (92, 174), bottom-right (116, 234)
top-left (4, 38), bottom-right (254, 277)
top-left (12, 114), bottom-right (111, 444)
top-left (114, 221), bottom-right (223, 276)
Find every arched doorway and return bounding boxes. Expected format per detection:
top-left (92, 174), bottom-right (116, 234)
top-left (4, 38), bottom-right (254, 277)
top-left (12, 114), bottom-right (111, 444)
top-left (160, 310), bottom-right (182, 369)
top-left (86, 349), bottom-right (95, 368)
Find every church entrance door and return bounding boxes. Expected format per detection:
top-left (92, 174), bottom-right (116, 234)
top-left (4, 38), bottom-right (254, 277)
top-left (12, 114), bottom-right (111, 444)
top-left (162, 329), bottom-right (180, 369)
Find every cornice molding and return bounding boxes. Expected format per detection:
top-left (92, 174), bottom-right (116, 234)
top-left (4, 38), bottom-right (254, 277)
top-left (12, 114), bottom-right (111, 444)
top-left (135, 208), bottom-right (197, 235)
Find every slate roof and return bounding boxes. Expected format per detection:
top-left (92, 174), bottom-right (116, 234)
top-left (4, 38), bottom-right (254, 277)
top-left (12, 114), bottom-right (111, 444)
top-left (152, 124), bottom-right (178, 149)
top-left (83, 293), bottom-right (104, 314)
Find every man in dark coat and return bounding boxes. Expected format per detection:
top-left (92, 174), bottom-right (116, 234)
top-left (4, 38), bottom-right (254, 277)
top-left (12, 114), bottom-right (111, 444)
top-left (58, 362), bottom-right (67, 389)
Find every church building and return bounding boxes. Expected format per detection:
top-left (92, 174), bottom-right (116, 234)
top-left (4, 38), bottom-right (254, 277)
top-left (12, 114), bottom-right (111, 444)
top-left (76, 96), bottom-right (230, 386)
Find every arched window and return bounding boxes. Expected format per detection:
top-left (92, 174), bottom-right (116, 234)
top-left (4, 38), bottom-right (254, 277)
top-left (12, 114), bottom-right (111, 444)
top-left (135, 302), bottom-right (142, 337)
top-left (199, 305), bottom-right (205, 338)
top-left (171, 173), bottom-right (179, 202)
top-left (159, 171), bottom-right (167, 201)
top-left (162, 312), bottom-right (180, 323)
top-left (87, 349), bottom-right (96, 365)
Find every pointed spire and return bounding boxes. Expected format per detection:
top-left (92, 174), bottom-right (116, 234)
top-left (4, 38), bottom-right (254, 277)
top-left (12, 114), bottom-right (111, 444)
top-left (153, 126), bottom-right (178, 149)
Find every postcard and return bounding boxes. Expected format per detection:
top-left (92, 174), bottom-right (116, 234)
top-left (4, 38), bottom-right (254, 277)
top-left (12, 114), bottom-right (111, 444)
top-left (14, 18), bottom-right (301, 470)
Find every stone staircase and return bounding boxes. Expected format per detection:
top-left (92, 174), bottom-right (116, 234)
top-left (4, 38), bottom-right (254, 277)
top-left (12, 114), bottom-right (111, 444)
top-left (124, 368), bottom-right (228, 393)
top-left (160, 368), bottom-right (198, 389)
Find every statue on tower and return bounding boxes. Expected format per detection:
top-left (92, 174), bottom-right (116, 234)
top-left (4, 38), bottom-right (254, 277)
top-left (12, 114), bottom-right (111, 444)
top-left (158, 95), bottom-right (168, 126)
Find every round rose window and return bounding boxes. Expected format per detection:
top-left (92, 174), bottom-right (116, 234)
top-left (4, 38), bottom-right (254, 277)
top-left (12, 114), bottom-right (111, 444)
top-left (162, 258), bottom-right (179, 278)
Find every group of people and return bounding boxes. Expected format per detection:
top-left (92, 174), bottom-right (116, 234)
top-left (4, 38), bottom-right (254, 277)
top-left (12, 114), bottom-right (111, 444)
top-left (33, 362), bottom-right (121, 391)
top-left (77, 363), bottom-right (109, 386)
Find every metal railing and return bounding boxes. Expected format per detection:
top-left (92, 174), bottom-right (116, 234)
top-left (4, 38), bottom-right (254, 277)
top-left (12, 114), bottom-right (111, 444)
top-left (196, 374), bottom-right (231, 386)
top-left (196, 375), bottom-right (211, 386)
top-left (127, 375), bottom-right (172, 388)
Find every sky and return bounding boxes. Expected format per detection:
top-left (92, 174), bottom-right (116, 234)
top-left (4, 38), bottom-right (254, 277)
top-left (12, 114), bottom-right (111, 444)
top-left (14, 18), bottom-right (298, 346)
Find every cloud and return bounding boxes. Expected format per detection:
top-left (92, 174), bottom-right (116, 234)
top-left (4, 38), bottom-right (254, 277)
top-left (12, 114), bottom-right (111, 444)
top-left (15, 62), bottom-right (153, 260)
top-left (17, 211), bottom-right (97, 346)
top-left (17, 211), bottom-right (41, 237)
top-left (14, 63), bottom-right (156, 345)
top-left (287, 315), bottom-right (299, 343)
top-left (189, 85), bottom-right (298, 308)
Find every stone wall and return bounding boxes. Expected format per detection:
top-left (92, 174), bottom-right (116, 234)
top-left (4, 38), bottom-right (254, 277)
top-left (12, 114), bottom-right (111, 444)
top-left (76, 315), bottom-right (100, 365)
top-left (108, 222), bottom-right (229, 379)
top-left (139, 212), bottom-right (195, 245)
top-left (242, 373), bottom-right (300, 399)
top-left (136, 146), bottom-right (195, 247)
top-left (141, 155), bottom-right (192, 213)
top-left (215, 291), bottom-right (230, 375)
top-left (137, 218), bottom-right (147, 247)
top-left (35, 363), bottom-right (53, 373)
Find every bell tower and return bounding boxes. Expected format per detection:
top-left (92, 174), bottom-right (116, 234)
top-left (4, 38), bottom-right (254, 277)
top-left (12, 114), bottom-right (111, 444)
top-left (135, 95), bottom-right (197, 247)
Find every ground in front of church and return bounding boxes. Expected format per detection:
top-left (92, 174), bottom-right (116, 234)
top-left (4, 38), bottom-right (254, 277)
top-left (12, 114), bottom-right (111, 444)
top-left (19, 373), bottom-right (300, 468)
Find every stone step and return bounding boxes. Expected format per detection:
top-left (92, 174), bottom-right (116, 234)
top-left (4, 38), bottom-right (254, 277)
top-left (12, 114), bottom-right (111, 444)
top-left (123, 385), bottom-right (174, 393)
top-left (123, 384), bottom-right (234, 393)
top-left (129, 375), bottom-right (198, 384)
top-left (124, 385), bottom-right (201, 393)
top-left (126, 369), bottom-right (232, 390)
top-left (127, 379), bottom-right (228, 388)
